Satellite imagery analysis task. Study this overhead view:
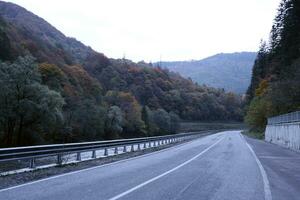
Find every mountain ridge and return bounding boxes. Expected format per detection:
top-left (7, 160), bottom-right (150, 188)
top-left (158, 52), bottom-right (257, 94)
top-left (0, 1), bottom-right (243, 146)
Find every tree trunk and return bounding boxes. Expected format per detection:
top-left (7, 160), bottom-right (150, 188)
top-left (6, 120), bottom-right (14, 147)
top-left (17, 116), bottom-right (24, 146)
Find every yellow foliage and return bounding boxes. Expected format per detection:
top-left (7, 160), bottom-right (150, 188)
top-left (255, 79), bottom-right (268, 97)
top-left (38, 63), bottom-right (64, 77)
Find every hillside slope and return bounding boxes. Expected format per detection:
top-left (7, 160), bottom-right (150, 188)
top-left (245, 0), bottom-right (300, 131)
top-left (159, 52), bottom-right (256, 94)
top-left (0, 1), bottom-right (243, 146)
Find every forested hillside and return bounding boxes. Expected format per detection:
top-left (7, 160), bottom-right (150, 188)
top-left (0, 1), bottom-right (243, 147)
top-left (158, 52), bottom-right (256, 94)
top-left (245, 0), bottom-right (300, 132)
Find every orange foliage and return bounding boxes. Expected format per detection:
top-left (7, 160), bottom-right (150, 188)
top-left (255, 79), bottom-right (269, 97)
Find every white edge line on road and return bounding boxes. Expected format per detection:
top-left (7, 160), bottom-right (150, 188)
top-left (0, 132), bottom-right (224, 193)
top-left (108, 136), bottom-right (224, 200)
top-left (241, 133), bottom-right (272, 200)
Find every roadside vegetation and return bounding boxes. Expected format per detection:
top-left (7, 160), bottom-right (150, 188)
top-left (245, 0), bottom-right (300, 132)
top-left (179, 121), bottom-right (245, 133)
top-left (241, 130), bottom-right (264, 140)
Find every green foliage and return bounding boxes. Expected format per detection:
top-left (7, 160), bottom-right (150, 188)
top-left (68, 100), bottom-right (106, 142)
top-left (152, 109), bottom-right (172, 135)
top-left (0, 16), bottom-right (13, 61)
top-left (241, 130), bottom-right (264, 140)
top-left (246, 0), bottom-right (300, 130)
top-left (105, 91), bottom-right (146, 138)
top-left (105, 106), bottom-right (123, 139)
top-left (0, 2), bottom-right (244, 146)
top-left (169, 111), bottom-right (181, 133)
top-left (245, 97), bottom-right (272, 132)
top-left (99, 60), bottom-right (243, 121)
top-left (0, 56), bottom-right (64, 146)
top-left (141, 106), bottom-right (159, 136)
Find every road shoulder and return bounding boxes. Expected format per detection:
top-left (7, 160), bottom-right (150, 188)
top-left (245, 136), bottom-right (300, 200)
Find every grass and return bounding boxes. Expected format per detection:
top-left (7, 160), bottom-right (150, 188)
top-left (241, 130), bottom-right (264, 140)
top-left (179, 121), bottom-right (246, 133)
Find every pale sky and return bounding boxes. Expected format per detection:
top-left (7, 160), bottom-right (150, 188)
top-left (6, 0), bottom-right (281, 62)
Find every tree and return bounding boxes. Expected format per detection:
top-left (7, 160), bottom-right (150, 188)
top-left (0, 56), bottom-right (64, 146)
top-left (105, 91), bottom-right (146, 137)
top-left (105, 106), bottom-right (123, 139)
top-left (67, 99), bottom-right (106, 141)
top-left (246, 0), bottom-right (300, 131)
top-left (245, 95), bottom-right (272, 132)
top-left (169, 111), bottom-right (180, 133)
top-left (152, 109), bottom-right (171, 135)
top-left (142, 106), bottom-right (160, 136)
top-left (38, 62), bottom-right (65, 92)
top-left (246, 41), bottom-right (269, 102)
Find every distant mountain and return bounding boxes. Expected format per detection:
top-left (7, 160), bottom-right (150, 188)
top-left (158, 52), bottom-right (257, 94)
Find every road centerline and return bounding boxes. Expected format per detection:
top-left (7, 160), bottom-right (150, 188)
top-left (108, 136), bottom-right (225, 200)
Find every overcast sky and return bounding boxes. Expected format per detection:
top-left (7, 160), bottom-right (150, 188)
top-left (7, 0), bottom-right (280, 62)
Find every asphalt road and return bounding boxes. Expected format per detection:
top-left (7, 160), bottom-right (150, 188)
top-left (0, 131), bottom-right (299, 200)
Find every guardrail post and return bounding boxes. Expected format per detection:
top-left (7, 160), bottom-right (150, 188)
top-left (29, 158), bottom-right (36, 168)
top-left (138, 143), bottom-right (141, 151)
top-left (76, 152), bottom-right (81, 161)
top-left (114, 147), bottom-right (118, 155)
top-left (57, 154), bottom-right (63, 165)
top-left (123, 146), bottom-right (127, 153)
top-left (131, 144), bottom-right (135, 152)
top-left (143, 142), bottom-right (147, 149)
top-left (149, 141), bottom-right (152, 147)
top-left (92, 150), bottom-right (96, 159)
top-left (153, 141), bottom-right (157, 147)
top-left (104, 148), bottom-right (108, 156)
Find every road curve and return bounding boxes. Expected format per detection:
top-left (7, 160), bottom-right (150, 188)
top-left (0, 131), bottom-right (299, 200)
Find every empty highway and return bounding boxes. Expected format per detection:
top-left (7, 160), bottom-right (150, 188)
top-left (0, 131), bottom-right (299, 200)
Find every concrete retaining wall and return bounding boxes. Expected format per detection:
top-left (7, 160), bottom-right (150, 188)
top-left (265, 122), bottom-right (300, 151)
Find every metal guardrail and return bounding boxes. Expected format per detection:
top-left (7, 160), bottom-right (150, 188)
top-left (268, 111), bottom-right (300, 125)
top-left (0, 131), bottom-right (209, 169)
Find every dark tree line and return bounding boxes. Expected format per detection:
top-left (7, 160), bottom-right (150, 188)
top-left (246, 0), bottom-right (300, 132)
top-left (0, 2), bottom-right (244, 147)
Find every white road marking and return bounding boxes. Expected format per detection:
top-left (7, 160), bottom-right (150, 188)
top-left (241, 133), bottom-right (272, 200)
top-left (259, 156), bottom-right (300, 160)
top-left (108, 136), bottom-right (224, 200)
top-left (0, 133), bottom-right (220, 193)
